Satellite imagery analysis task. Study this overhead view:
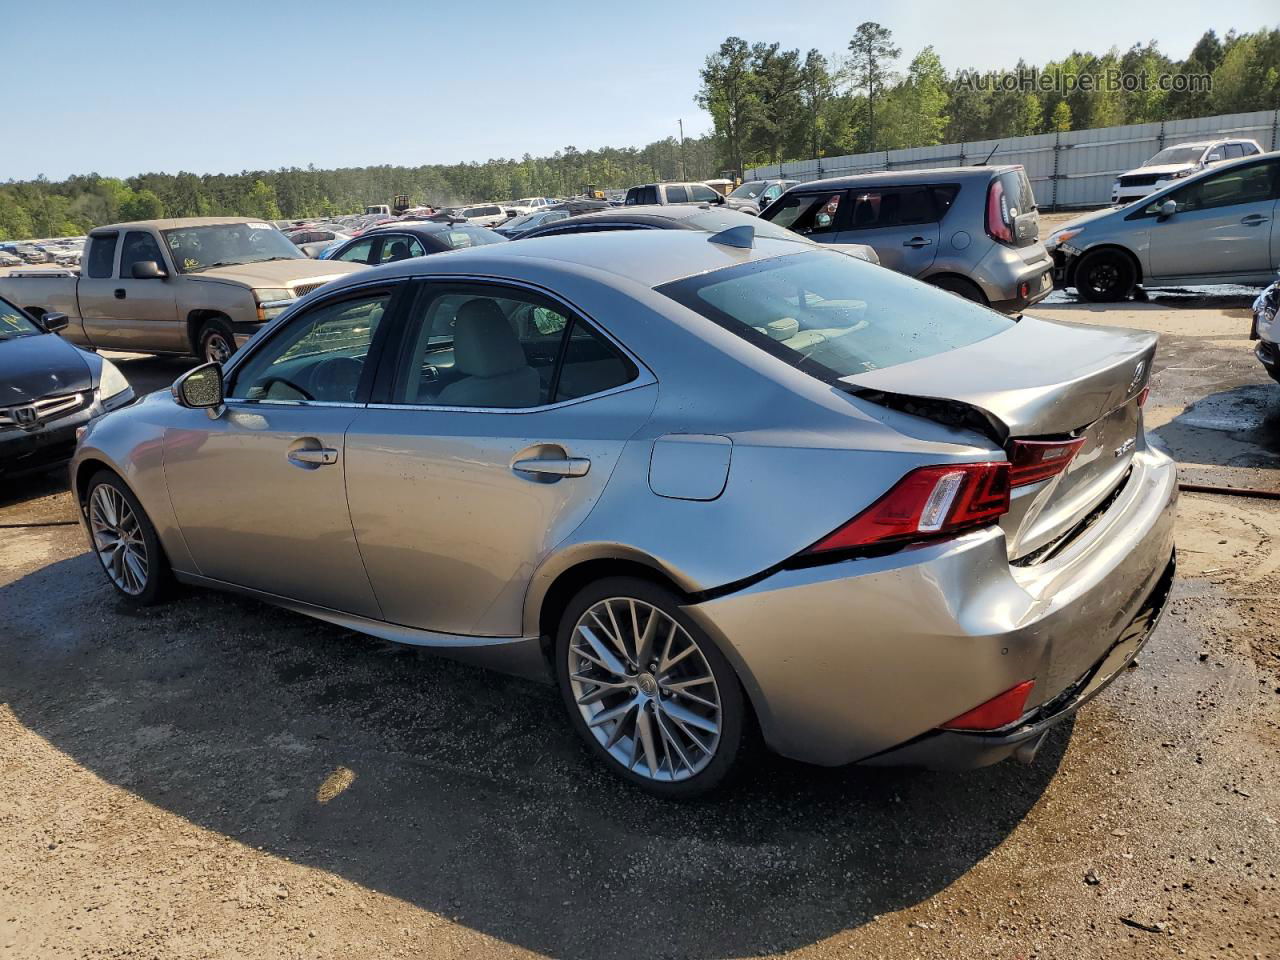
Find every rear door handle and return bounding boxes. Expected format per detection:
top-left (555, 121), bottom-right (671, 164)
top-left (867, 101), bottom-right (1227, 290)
top-left (287, 447), bottom-right (339, 467)
top-left (114, 288), bottom-right (126, 299)
top-left (513, 457), bottom-right (591, 478)
top-left (1241, 214), bottom-right (1270, 226)
top-left (903, 237), bottom-right (933, 247)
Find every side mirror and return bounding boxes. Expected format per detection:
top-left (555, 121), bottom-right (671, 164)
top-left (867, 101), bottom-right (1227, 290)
top-left (172, 362), bottom-right (224, 410)
top-left (1158, 199), bottom-right (1177, 220)
top-left (715, 194), bottom-right (726, 204)
top-left (131, 260), bottom-right (167, 280)
top-left (41, 311), bottom-right (69, 333)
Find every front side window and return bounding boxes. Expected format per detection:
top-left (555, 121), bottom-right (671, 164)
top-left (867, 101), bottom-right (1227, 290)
top-left (86, 233), bottom-right (118, 279)
top-left (0, 296), bottom-right (42, 339)
top-left (762, 192), bottom-right (843, 235)
top-left (1224, 143), bottom-right (1244, 160)
top-left (120, 231), bottom-right (167, 276)
top-left (688, 184), bottom-right (719, 203)
top-left (657, 250), bottom-right (1013, 380)
top-left (229, 292), bottom-right (390, 403)
top-left (335, 237), bottom-right (375, 264)
top-left (391, 284), bottom-right (636, 408)
top-left (1150, 159), bottom-right (1278, 214)
top-left (162, 222), bottom-right (302, 274)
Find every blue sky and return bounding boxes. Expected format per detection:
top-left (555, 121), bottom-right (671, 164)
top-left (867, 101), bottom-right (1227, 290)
top-left (3, 0), bottom-right (1275, 180)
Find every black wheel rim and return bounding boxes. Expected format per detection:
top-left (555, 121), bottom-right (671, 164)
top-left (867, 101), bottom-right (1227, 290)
top-left (204, 333), bottom-right (232, 364)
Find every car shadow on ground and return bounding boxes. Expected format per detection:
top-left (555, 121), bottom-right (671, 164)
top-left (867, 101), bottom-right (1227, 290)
top-left (1, 551), bottom-right (1070, 958)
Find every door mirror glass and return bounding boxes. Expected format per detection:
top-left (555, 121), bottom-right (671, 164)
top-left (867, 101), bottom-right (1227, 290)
top-left (41, 311), bottom-right (70, 332)
top-left (172, 362), bottom-right (224, 408)
top-left (131, 260), bottom-right (167, 280)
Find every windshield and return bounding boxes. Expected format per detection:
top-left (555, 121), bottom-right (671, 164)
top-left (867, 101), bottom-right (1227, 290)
top-left (161, 222), bottom-right (304, 273)
top-left (0, 296), bottom-right (43, 340)
top-left (729, 181), bottom-right (767, 199)
top-left (1143, 146), bottom-right (1204, 167)
top-left (657, 250), bottom-right (1013, 380)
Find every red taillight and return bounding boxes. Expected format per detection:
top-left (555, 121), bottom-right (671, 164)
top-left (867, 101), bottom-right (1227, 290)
top-left (1136, 385), bottom-right (1150, 407)
top-left (804, 462), bottom-right (1010, 554)
top-left (939, 680), bottom-right (1035, 731)
top-left (1006, 437), bottom-right (1087, 487)
top-left (985, 178), bottom-right (1014, 245)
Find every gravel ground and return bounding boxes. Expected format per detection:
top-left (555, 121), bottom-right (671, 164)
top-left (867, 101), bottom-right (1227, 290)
top-left (2, 284), bottom-right (1279, 959)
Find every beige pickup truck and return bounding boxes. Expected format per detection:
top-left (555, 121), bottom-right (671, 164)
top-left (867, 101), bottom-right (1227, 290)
top-left (0, 217), bottom-right (366, 363)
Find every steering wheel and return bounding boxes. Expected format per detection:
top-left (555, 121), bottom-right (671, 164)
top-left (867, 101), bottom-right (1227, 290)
top-left (313, 356), bottom-right (364, 402)
top-left (254, 376), bottom-right (314, 401)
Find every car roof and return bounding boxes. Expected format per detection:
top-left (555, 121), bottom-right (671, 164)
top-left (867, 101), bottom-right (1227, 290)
top-left (325, 228), bottom-right (811, 291)
top-left (95, 216), bottom-right (276, 233)
top-left (785, 166), bottom-right (1019, 190)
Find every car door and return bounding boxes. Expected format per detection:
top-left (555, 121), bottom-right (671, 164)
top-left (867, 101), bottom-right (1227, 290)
top-left (162, 283), bottom-right (404, 617)
top-left (76, 231), bottom-right (123, 349)
top-left (1146, 157), bottom-right (1279, 280)
top-left (84, 230), bottom-right (182, 352)
top-left (343, 280), bottom-right (657, 637)
top-left (830, 185), bottom-right (945, 275)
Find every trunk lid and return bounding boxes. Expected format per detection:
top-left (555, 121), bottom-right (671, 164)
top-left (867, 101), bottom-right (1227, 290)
top-left (843, 315), bottom-right (1156, 560)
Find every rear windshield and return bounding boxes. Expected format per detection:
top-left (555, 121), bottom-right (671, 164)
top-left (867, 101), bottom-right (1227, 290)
top-left (438, 226), bottom-right (506, 249)
top-left (656, 250), bottom-right (1013, 380)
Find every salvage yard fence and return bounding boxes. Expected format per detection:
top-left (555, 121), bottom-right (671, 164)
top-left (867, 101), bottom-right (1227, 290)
top-left (744, 109), bottom-right (1280, 210)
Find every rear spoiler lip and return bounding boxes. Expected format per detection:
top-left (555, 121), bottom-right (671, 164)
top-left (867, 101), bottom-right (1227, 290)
top-left (839, 383), bottom-right (1010, 447)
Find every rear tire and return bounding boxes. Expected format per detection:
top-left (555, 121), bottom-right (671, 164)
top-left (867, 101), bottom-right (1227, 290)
top-left (1074, 250), bottom-right (1135, 303)
top-left (197, 319), bottom-right (236, 365)
top-left (85, 470), bottom-right (171, 605)
top-left (928, 275), bottom-right (988, 305)
top-left (555, 577), bottom-right (751, 799)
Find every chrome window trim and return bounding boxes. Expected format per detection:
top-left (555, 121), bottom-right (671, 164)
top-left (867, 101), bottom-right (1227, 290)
top-left (364, 377), bottom-right (654, 416)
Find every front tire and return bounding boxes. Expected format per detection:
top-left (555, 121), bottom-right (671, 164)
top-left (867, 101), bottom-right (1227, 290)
top-left (1074, 249), bottom-right (1135, 303)
top-left (197, 319), bottom-right (236, 365)
top-left (555, 577), bottom-right (750, 798)
top-left (85, 470), bottom-right (171, 605)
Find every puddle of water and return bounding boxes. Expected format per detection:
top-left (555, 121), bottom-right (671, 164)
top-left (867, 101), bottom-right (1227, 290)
top-left (1044, 283), bottom-right (1264, 307)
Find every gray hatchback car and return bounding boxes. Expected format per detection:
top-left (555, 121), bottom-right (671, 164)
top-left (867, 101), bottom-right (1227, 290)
top-left (760, 166), bottom-right (1054, 313)
top-left (1047, 151), bottom-right (1280, 302)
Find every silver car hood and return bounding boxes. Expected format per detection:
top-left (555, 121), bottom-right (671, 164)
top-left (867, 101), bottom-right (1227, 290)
top-left (840, 315), bottom-right (1156, 436)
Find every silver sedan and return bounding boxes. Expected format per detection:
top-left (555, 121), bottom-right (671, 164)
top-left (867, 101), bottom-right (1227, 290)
top-left (70, 228), bottom-right (1177, 798)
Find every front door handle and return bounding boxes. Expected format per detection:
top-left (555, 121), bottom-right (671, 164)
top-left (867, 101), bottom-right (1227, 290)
top-left (1241, 214), bottom-right (1270, 226)
top-left (903, 237), bottom-right (933, 247)
top-left (114, 288), bottom-right (126, 300)
top-left (288, 447), bottom-right (339, 467)
top-left (513, 457), bottom-right (591, 478)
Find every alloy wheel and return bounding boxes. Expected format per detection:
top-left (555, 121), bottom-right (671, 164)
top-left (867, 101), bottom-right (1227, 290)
top-left (89, 484), bottom-right (150, 596)
top-left (204, 332), bottom-right (233, 364)
top-left (568, 597), bottom-right (722, 782)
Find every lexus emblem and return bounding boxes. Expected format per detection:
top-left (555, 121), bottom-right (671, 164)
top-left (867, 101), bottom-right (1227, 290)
top-left (1128, 361), bottom-right (1146, 392)
top-left (12, 405), bottom-right (39, 428)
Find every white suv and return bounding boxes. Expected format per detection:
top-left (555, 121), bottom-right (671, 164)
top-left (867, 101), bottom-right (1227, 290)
top-left (1112, 138), bottom-right (1263, 204)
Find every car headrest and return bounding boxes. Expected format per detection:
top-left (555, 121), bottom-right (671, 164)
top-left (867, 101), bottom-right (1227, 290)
top-left (453, 299), bottom-right (527, 378)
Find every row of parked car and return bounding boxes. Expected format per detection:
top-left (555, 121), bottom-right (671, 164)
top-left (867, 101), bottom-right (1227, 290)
top-left (0, 238), bottom-right (84, 268)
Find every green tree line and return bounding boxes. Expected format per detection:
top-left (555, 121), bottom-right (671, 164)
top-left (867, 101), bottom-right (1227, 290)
top-left (700, 25), bottom-right (1280, 172)
top-left (0, 136), bottom-right (721, 241)
top-left (1, 24), bottom-right (1276, 240)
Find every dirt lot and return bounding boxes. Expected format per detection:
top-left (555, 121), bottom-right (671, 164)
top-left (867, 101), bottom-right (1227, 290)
top-left (2, 280), bottom-right (1279, 959)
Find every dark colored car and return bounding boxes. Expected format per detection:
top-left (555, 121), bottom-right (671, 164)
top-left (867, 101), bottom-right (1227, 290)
top-left (0, 294), bottom-right (135, 478)
top-left (325, 222), bottom-right (507, 265)
top-left (514, 204), bottom-right (879, 263)
top-left (493, 209), bottom-right (572, 239)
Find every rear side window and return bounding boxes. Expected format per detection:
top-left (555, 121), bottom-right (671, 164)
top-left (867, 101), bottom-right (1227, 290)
top-left (664, 185), bottom-right (689, 203)
top-left (761, 192), bottom-right (843, 235)
top-left (657, 250), bottom-right (1012, 380)
top-left (626, 186), bottom-right (658, 205)
top-left (846, 185), bottom-right (958, 230)
top-left (86, 233), bottom-right (118, 279)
